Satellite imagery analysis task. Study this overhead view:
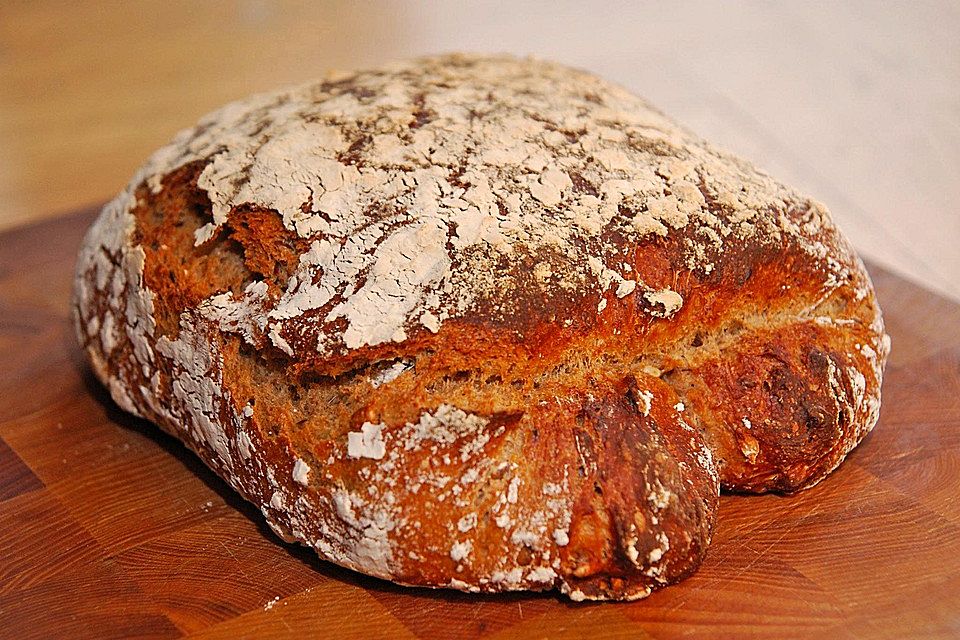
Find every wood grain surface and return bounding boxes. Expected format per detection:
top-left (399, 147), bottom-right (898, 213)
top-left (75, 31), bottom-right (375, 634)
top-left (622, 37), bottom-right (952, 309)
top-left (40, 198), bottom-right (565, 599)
top-left (1, 209), bottom-right (959, 639)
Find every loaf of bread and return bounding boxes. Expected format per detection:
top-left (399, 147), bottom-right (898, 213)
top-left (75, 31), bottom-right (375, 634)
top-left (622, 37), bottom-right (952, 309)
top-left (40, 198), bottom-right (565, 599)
top-left (73, 54), bottom-right (889, 601)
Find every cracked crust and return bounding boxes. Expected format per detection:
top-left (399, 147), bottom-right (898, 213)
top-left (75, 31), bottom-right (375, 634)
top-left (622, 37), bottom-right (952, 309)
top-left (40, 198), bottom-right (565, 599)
top-left (72, 54), bottom-right (889, 601)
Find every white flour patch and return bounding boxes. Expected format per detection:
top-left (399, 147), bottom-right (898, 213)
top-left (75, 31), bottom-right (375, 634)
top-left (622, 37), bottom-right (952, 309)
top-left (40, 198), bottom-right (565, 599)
top-left (84, 54), bottom-right (843, 360)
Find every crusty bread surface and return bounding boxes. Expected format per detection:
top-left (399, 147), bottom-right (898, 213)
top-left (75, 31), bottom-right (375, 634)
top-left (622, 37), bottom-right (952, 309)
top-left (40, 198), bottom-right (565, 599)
top-left (73, 54), bottom-right (889, 601)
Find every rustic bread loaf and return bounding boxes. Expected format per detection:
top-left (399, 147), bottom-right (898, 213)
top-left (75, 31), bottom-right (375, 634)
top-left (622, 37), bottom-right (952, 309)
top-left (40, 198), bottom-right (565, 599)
top-left (73, 54), bottom-right (889, 601)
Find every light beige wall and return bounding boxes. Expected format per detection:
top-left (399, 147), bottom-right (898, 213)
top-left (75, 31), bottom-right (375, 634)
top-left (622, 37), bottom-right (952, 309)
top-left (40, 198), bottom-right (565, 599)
top-left (2, 1), bottom-right (956, 300)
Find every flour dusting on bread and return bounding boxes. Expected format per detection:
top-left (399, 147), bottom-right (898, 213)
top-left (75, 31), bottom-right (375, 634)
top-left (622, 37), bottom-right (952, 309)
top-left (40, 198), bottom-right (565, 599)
top-left (73, 54), bottom-right (889, 601)
top-left (86, 55), bottom-right (845, 358)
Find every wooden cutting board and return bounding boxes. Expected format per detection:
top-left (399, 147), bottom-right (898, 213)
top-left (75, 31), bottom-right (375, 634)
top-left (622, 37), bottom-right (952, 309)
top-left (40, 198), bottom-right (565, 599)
top-left (2, 208), bottom-right (958, 639)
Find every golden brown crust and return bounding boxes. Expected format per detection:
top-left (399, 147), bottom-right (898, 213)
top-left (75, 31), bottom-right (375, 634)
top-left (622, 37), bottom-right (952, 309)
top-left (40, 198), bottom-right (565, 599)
top-left (72, 54), bottom-right (889, 601)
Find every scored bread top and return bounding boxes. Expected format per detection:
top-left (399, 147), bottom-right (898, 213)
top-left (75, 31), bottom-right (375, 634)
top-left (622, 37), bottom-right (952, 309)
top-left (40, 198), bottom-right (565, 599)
top-left (73, 54), bottom-right (889, 601)
top-left (95, 54), bottom-right (861, 366)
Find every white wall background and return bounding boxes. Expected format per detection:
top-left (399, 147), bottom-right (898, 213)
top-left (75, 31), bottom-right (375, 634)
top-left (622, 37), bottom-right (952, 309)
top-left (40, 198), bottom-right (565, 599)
top-left (373, 0), bottom-right (958, 301)
top-left (4, 1), bottom-right (957, 300)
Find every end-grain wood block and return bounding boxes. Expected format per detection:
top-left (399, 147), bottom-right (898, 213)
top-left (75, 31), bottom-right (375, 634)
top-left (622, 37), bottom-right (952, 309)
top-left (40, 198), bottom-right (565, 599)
top-left (0, 437), bottom-right (43, 501)
top-left (114, 512), bottom-right (326, 634)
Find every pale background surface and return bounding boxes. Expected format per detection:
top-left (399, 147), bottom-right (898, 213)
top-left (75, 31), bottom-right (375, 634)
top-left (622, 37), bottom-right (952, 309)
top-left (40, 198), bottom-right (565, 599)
top-left (2, 1), bottom-right (957, 300)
